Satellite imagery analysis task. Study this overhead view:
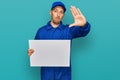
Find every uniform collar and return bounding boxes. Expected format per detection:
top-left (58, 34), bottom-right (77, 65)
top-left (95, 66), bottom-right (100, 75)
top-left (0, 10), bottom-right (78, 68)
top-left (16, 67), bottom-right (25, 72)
top-left (46, 21), bottom-right (64, 30)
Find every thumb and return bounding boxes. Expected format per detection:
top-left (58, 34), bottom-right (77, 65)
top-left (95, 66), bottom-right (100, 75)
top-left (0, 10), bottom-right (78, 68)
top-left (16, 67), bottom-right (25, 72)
top-left (69, 23), bottom-right (75, 28)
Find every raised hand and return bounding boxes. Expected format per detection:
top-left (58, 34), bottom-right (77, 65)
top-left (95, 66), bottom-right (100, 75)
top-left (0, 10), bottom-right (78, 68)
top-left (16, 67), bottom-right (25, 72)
top-left (69, 6), bottom-right (86, 27)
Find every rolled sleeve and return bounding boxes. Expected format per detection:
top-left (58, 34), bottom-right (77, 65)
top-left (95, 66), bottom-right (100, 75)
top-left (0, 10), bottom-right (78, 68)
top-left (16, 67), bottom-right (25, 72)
top-left (69, 22), bottom-right (91, 39)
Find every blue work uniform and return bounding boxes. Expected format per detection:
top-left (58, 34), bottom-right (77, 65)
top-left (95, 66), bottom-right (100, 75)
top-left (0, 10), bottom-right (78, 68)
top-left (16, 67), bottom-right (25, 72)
top-left (35, 21), bottom-right (90, 80)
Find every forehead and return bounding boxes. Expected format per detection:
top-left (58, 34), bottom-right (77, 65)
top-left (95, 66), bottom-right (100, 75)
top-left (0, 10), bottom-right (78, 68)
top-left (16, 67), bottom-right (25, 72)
top-left (52, 6), bottom-right (64, 11)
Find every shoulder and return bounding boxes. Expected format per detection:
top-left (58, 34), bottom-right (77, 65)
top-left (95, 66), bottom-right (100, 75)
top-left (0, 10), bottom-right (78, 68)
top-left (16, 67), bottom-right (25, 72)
top-left (36, 25), bottom-right (47, 32)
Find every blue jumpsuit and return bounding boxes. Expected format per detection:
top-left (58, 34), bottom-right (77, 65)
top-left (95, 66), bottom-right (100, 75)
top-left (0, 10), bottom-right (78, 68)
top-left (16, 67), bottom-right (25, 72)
top-left (35, 21), bottom-right (90, 80)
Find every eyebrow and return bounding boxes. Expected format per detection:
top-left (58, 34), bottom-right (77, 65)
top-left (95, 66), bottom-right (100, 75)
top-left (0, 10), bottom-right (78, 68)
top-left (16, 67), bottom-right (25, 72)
top-left (54, 8), bottom-right (64, 12)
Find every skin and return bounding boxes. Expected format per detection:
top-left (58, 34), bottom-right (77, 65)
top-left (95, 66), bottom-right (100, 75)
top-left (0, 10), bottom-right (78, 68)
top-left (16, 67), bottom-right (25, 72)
top-left (28, 6), bottom-right (87, 56)
top-left (50, 6), bottom-right (64, 28)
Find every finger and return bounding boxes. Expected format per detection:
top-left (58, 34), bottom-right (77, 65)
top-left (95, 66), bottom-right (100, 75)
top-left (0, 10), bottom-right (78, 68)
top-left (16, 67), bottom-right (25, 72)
top-left (70, 6), bottom-right (75, 16)
top-left (69, 23), bottom-right (75, 27)
top-left (73, 6), bottom-right (79, 15)
top-left (28, 50), bottom-right (32, 53)
top-left (28, 53), bottom-right (32, 56)
top-left (70, 6), bottom-right (77, 16)
top-left (70, 6), bottom-right (76, 17)
top-left (29, 50), bottom-right (34, 53)
top-left (29, 49), bottom-right (34, 51)
top-left (77, 8), bottom-right (83, 15)
top-left (29, 49), bottom-right (34, 52)
top-left (28, 51), bottom-right (34, 56)
top-left (28, 49), bottom-right (34, 54)
top-left (77, 8), bottom-right (86, 18)
top-left (69, 24), bottom-right (73, 28)
top-left (77, 8), bottom-right (81, 15)
top-left (79, 9), bottom-right (86, 20)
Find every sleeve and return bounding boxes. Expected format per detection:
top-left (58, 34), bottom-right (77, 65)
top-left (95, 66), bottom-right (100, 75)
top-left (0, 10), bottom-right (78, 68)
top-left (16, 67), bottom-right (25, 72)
top-left (69, 22), bottom-right (91, 39)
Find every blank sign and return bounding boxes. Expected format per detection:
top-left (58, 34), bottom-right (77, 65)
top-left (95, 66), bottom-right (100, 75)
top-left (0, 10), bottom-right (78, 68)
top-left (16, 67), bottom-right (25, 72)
top-left (29, 40), bottom-right (71, 67)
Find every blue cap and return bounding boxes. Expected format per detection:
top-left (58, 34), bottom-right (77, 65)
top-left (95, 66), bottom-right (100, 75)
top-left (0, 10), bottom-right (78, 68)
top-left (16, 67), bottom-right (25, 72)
top-left (51, 1), bottom-right (66, 12)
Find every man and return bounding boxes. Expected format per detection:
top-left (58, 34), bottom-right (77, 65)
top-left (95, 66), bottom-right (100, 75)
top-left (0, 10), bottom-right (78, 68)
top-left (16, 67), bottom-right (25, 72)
top-left (28, 1), bottom-right (90, 80)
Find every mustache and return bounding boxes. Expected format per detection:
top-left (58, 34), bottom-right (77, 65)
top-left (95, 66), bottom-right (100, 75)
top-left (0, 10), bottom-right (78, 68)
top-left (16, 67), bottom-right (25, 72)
top-left (56, 16), bottom-right (60, 19)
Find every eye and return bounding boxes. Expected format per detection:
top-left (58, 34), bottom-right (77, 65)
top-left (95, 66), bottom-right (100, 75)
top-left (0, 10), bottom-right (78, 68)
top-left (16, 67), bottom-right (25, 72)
top-left (60, 11), bottom-right (64, 14)
top-left (54, 9), bottom-right (58, 12)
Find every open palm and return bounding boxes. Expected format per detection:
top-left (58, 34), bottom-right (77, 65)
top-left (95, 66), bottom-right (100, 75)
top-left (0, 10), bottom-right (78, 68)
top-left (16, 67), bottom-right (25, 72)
top-left (69, 6), bottom-right (86, 27)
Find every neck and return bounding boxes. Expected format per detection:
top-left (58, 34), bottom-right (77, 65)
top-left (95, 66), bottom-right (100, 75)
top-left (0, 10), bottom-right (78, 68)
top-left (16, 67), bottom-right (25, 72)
top-left (50, 20), bottom-right (60, 28)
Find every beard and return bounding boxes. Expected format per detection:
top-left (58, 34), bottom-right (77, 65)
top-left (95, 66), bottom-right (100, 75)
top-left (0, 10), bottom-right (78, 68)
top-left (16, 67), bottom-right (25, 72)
top-left (53, 20), bottom-right (60, 24)
top-left (51, 16), bottom-right (62, 25)
top-left (52, 19), bottom-right (61, 25)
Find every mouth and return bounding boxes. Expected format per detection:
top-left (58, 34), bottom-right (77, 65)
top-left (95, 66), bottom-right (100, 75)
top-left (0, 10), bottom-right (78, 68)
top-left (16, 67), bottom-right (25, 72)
top-left (56, 17), bottom-right (60, 20)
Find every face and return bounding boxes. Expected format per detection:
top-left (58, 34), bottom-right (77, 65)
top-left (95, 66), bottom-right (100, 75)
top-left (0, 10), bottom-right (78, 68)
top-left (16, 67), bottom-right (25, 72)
top-left (50, 6), bottom-right (64, 24)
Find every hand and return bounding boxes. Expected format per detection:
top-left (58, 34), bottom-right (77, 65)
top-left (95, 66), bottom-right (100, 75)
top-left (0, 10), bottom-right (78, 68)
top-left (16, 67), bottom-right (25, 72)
top-left (28, 49), bottom-right (34, 56)
top-left (69, 6), bottom-right (86, 27)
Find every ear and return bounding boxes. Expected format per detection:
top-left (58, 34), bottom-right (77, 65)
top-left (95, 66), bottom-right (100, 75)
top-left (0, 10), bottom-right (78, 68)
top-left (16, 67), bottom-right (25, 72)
top-left (50, 11), bottom-right (52, 16)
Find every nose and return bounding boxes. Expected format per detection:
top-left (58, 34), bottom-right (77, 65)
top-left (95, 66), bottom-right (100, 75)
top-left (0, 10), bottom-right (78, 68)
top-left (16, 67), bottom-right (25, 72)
top-left (57, 13), bottom-right (60, 17)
